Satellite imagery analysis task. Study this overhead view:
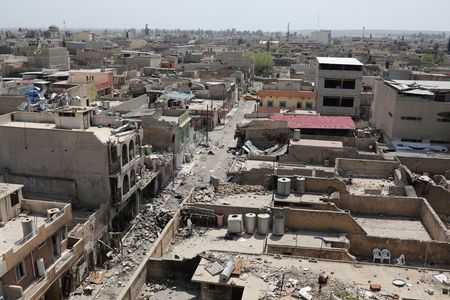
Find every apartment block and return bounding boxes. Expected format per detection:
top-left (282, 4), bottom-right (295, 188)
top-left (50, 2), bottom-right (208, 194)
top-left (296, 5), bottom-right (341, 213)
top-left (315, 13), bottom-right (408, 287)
top-left (0, 107), bottom-right (145, 231)
top-left (371, 79), bottom-right (450, 145)
top-left (315, 57), bottom-right (363, 117)
top-left (0, 183), bottom-right (83, 300)
top-left (33, 47), bottom-right (70, 71)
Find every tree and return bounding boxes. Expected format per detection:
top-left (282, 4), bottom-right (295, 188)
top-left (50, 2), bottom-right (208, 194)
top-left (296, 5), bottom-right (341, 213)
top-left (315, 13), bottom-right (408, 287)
top-left (421, 54), bottom-right (435, 68)
top-left (245, 51), bottom-right (274, 76)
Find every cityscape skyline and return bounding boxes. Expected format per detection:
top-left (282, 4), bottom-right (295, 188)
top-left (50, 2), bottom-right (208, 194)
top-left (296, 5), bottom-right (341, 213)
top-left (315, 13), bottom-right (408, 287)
top-left (1, 0), bottom-right (449, 32)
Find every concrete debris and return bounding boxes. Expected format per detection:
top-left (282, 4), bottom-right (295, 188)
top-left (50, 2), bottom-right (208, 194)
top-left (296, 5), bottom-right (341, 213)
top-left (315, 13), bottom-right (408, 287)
top-left (215, 183), bottom-right (266, 197)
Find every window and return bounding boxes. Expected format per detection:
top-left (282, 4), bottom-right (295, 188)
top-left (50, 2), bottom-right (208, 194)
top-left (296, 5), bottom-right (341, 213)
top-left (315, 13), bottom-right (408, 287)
top-left (58, 112), bottom-right (75, 117)
top-left (437, 118), bottom-right (450, 122)
top-left (324, 79), bottom-right (341, 89)
top-left (323, 96), bottom-right (354, 108)
top-left (401, 116), bottom-right (422, 121)
top-left (267, 101), bottom-right (274, 108)
top-left (121, 144), bottom-right (128, 166)
top-left (431, 140), bottom-right (449, 144)
top-left (324, 79), bottom-right (356, 89)
top-left (323, 97), bottom-right (340, 107)
top-left (341, 97), bottom-right (354, 107)
top-left (401, 138), bottom-right (422, 142)
top-left (10, 191), bottom-right (19, 206)
top-left (15, 260), bottom-right (26, 283)
top-left (279, 101), bottom-right (287, 108)
top-left (296, 102), bottom-right (302, 109)
top-left (306, 102), bottom-right (313, 110)
top-left (129, 140), bottom-right (135, 161)
top-left (123, 174), bottom-right (129, 194)
top-left (388, 112), bottom-right (393, 117)
top-left (342, 79), bottom-right (356, 89)
top-left (319, 64), bottom-right (362, 71)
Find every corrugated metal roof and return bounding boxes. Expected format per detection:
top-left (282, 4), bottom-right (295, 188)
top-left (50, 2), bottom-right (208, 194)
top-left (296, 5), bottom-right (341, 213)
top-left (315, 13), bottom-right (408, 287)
top-left (270, 115), bottom-right (355, 130)
top-left (316, 57), bottom-right (363, 66)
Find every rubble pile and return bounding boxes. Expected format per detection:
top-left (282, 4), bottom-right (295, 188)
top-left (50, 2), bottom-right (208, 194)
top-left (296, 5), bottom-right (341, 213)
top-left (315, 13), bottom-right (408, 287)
top-left (74, 204), bottom-right (175, 298)
top-left (215, 183), bottom-right (266, 196)
top-left (138, 278), bottom-right (199, 299)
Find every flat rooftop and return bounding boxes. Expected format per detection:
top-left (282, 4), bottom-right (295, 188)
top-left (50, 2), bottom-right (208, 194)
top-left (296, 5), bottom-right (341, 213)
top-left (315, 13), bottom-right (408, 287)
top-left (0, 213), bottom-right (47, 256)
top-left (0, 120), bottom-right (135, 144)
top-left (164, 228), bottom-right (266, 259)
top-left (0, 182), bottom-right (23, 200)
top-left (317, 57), bottom-right (363, 66)
top-left (192, 251), bottom-right (444, 300)
top-left (266, 231), bottom-right (348, 249)
top-left (354, 215), bottom-right (432, 241)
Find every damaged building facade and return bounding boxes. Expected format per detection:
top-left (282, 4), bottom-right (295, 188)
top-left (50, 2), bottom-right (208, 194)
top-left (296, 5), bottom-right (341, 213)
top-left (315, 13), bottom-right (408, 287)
top-left (0, 107), bottom-right (145, 232)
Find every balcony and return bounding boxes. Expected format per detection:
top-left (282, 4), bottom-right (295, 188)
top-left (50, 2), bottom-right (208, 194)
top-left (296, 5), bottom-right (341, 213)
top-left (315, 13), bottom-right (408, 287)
top-left (22, 237), bottom-right (84, 299)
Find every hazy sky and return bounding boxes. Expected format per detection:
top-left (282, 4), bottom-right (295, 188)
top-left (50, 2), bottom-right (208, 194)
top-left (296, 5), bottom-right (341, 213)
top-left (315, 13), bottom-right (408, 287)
top-left (1, 0), bottom-right (449, 31)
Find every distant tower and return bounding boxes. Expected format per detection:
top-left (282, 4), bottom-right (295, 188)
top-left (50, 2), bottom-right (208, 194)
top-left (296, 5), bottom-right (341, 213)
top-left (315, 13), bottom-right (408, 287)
top-left (287, 22), bottom-right (290, 41)
top-left (145, 24), bottom-right (149, 36)
top-left (362, 26), bottom-right (365, 39)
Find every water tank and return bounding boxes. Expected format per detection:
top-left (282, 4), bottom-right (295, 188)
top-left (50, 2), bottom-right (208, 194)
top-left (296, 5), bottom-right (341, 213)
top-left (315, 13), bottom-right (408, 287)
top-left (277, 177), bottom-right (291, 196)
top-left (272, 214), bottom-right (285, 236)
top-left (36, 258), bottom-right (46, 276)
top-left (296, 177), bottom-right (306, 194)
top-left (244, 213), bottom-right (256, 234)
top-left (257, 213), bottom-right (270, 235)
top-left (227, 214), bottom-right (243, 234)
top-left (219, 260), bottom-right (235, 282)
top-left (21, 218), bottom-right (34, 239)
top-left (293, 129), bottom-right (301, 141)
top-left (102, 101), bottom-right (111, 109)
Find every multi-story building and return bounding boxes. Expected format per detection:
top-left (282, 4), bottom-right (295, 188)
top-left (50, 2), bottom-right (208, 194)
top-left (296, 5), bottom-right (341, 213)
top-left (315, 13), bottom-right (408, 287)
top-left (0, 107), bottom-right (145, 231)
top-left (0, 183), bottom-right (83, 300)
top-left (52, 68), bottom-right (114, 97)
top-left (371, 79), bottom-right (450, 145)
top-left (33, 47), bottom-right (70, 71)
top-left (258, 90), bottom-right (316, 111)
top-left (315, 57), bottom-right (363, 117)
top-left (310, 30), bottom-right (332, 46)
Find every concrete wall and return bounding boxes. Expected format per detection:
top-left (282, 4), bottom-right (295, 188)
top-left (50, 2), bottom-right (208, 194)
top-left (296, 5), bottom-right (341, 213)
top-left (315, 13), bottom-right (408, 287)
top-left (281, 145), bottom-right (383, 167)
top-left (335, 194), bottom-right (423, 217)
top-left (267, 245), bottom-right (355, 261)
top-left (336, 158), bottom-right (398, 178)
top-left (348, 235), bottom-right (450, 266)
top-left (189, 203), bottom-right (366, 235)
top-left (0, 126), bottom-right (110, 209)
top-left (420, 184), bottom-right (450, 216)
top-left (0, 95), bottom-right (26, 115)
top-left (397, 156), bottom-right (450, 177)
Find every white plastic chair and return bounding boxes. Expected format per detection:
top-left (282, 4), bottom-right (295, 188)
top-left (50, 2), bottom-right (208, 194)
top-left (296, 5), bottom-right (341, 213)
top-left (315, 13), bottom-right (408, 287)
top-left (373, 248), bottom-right (382, 263)
top-left (394, 254), bottom-right (406, 266)
top-left (381, 249), bottom-right (391, 263)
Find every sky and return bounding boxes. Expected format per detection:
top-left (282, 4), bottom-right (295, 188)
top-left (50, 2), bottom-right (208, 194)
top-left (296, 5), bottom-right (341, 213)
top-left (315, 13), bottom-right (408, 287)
top-left (1, 0), bottom-right (449, 32)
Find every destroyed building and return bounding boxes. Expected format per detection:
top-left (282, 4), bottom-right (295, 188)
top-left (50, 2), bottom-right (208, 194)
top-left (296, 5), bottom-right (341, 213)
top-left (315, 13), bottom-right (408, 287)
top-left (0, 107), bottom-right (145, 231)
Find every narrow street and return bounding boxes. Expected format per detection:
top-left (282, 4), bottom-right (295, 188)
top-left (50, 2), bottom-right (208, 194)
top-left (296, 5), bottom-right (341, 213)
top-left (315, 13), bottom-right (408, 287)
top-left (75, 100), bottom-right (255, 299)
top-left (170, 99), bottom-right (255, 199)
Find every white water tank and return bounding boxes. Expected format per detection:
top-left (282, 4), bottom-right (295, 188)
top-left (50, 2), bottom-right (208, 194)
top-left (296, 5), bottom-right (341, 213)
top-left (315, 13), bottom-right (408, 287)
top-left (21, 218), bottom-right (34, 239)
top-left (244, 213), bottom-right (256, 234)
top-left (272, 214), bottom-right (285, 236)
top-left (293, 129), bottom-right (301, 141)
top-left (227, 214), bottom-right (243, 234)
top-left (36, 258), bottom-right (46, 276)
top-left (296, 177), bottom-right (306, 194)
top-left (277, 177), bottom-right (291, 196)
top-left (257, 213), bottom-right (270, 235)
